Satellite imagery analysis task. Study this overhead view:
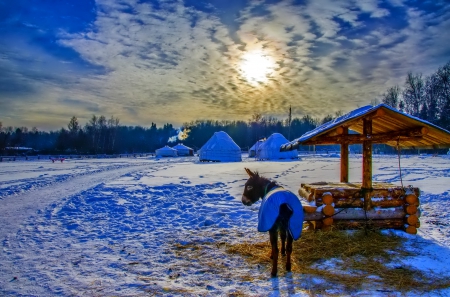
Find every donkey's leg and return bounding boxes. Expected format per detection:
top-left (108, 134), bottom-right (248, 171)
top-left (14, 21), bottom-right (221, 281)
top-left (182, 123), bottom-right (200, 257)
top-left (286, 232), bottom-right (293, 272)
top-left (280, 228), bottom-right (287, 256)
top-left (269, 230), bottom-right (279, 277)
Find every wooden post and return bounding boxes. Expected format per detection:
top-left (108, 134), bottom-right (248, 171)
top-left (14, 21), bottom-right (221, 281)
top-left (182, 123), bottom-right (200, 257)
top-left (340, 126), bottom-right (349, 182)
top-left (362, 118), bottom-right (372, 210)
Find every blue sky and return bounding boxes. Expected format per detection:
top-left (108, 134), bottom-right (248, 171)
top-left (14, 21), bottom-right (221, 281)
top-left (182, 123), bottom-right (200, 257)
top-left (1, 0), bottom-right (449, 130)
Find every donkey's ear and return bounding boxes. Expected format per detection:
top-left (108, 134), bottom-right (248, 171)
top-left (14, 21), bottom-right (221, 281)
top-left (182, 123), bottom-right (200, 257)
top-left (244, 168), bottom-right (255, 177)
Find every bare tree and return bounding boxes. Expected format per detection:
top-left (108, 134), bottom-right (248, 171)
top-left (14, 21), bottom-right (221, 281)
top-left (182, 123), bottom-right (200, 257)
top-left (334, 110), bottom-right (344, 118)
top-left (321, 114), bottom-right (334, 124)
top-left (88, 115), bottom-right (99, 153)
top-left (381, 85), bottom-right (400, 108)
top-left (402, 72), bottom-right (425, 116)
top-left (436, 62), bottom-right (450, 128)
top-left (108, 116), bottom-right (120, 152)
top-left (249, 113), bottom-right (263, 140)
top-left (98, 115), bottom-right (107, 152)
top-left (423, 75), bottom-right (440, 123)
top-left (436, 61), bottom-right (450, 105)
top-left (250, 113), bottom-right (263, 123)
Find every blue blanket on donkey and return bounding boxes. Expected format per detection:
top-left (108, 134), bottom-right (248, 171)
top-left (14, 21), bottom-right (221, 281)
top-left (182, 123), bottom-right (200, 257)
top-left (258, 187), bottom-right (304, 240)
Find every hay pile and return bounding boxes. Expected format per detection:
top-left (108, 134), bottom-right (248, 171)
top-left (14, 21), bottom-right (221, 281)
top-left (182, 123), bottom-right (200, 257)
top-left (225, 228), bottom-right (450, 293)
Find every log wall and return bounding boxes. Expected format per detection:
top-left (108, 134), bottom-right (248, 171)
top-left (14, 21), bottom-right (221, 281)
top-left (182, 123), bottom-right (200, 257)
top-left (299, 182), bottom-right (421, 234)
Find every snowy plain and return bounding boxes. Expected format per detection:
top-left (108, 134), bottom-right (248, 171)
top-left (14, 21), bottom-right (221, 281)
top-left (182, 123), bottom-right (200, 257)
top-left (0, 153), bottom-right (449, 296)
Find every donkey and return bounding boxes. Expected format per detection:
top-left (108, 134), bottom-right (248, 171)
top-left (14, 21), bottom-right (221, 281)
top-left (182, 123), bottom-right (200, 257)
top-left (241, 168), bottom-right (304, 277)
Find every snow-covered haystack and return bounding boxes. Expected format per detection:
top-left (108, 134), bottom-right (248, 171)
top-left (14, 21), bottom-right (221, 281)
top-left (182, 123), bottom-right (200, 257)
top-left (155, 145), bottom-right (178, 157)
top-left (198, 131), bottom-right (241, 162)
top-left (257, 133), bottom-right (297, 160)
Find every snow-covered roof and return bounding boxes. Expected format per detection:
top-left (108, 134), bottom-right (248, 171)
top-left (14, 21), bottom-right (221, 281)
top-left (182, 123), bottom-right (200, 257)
top-left (172, 143), bottom-right (193, 151)
top-left (156, 145), bottom-right (177, 152)
top-left (257, 133), bottom-right (297, 160)
top-left (156, 145), bottom-right (178, 157)
top-left (281, 104), bottom-right (450, 150)
top-left (199, 131), bottom-right (241, 162)
top-left (5, 147), bottom-right (33, 150)
top-left (200, 131), bottom-right (240, 151)
top-left (249, 139), bottom-right (264, 151)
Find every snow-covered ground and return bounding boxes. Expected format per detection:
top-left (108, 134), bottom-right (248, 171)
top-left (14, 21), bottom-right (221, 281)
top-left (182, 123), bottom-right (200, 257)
top-left (0, 154), bottom-right (449, 296)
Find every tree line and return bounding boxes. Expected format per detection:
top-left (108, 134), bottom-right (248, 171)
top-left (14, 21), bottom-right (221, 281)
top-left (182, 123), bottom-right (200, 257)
top-left (0, 113), bottom-right (324, 155)
top-left (381, 61), bottom-right (450, 129)
top-left (1, 61), bottom-right (449, 155)
top-left (0, 115), bottom-right (176, 155)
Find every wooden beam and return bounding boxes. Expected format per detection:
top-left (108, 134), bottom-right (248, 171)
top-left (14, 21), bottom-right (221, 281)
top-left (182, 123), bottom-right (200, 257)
top-left (305, 136), bottom-right (423, 145)
top-left (309, 187), bottom-right (420, 202)
top-left (362, 118), bottom-right (372, 211)
top-left (333, 219), bottom-right (405, 230)
top-left (322, 125), bottom-right (345, 137)
top-left (303, 206), bottom-right (408, 221)
top-left (365, 108), bottom-right (386, 121)
top-left (340, 127), bottom-right (349, 182)
top-left (335, 126), bottom-right (345, 135)
top-left (302, 127), bottom-right (427, 145)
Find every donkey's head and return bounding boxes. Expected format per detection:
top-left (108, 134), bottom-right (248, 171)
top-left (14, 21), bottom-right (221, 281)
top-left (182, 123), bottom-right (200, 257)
top-left (242, 168), bottom-right (267, 206)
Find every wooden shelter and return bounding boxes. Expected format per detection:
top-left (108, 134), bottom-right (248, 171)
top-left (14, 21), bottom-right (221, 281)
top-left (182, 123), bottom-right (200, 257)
top-left (281, 104), bottom-right (450, 234)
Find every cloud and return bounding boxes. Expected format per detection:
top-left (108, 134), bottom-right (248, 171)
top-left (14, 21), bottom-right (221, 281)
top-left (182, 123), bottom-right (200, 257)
top-left (58, 98), bottom-right (101, 113)
top-left (1, 0), bottom-right (450, 130)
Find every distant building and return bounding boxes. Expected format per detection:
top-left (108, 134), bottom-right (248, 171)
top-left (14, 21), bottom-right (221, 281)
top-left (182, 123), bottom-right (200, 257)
top-left (3, 147), bottom-right (34, 156)
top-left (172, 143), bottom-right (194, 156)
top-left (249, 139), bottom-right (264, 157)
top-left (199, 131), bottom-right (241, 162)
top-left (257, 133), bottom-right (298, 160)
top-left (155, 145), bottom-right (178, 157)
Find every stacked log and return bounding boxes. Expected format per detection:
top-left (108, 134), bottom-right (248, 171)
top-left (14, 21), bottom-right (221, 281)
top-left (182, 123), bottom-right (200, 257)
top-left (403, 188), bottom-right (420, 235)
top-left (300, 182), bottom-right (421, 234)
top-left (321, 193), bottom-right (334, 227)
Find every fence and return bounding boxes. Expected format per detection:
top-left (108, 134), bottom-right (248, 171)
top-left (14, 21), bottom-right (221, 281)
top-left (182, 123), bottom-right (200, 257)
top-left (0, 153), bottom-right (154, 162)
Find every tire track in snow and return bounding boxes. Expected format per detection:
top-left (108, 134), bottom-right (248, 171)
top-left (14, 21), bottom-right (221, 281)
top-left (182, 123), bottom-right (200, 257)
top-left (0, 163), bottom-right (160, 240)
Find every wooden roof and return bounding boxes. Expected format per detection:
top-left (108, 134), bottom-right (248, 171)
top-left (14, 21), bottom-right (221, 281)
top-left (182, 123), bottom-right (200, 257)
top-left (281, 104), bottom-right (450, 150)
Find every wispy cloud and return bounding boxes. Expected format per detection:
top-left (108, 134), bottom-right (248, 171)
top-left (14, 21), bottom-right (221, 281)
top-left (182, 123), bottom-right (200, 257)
top-left (1, 0), bottom-right (449, 130)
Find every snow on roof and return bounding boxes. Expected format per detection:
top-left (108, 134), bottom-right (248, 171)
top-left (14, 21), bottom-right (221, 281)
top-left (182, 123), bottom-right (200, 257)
top-left (257, 133), bottom-right (297, 160)
top-left (172, 143), bottom-right (193, 150)
top-left (299, 105), bottom-right (373, 142)
top-left (200, 131), bottom-right (240, 151)
top-left (281, 104), bottom-right (450, 150)
top-left (249, 139), bottom-right (265, 151)
top-left (156, 145), bottom-right (177, 152)
top-left (5, 147), bottom-right (34, 150)
top-left (259, 133), bottom-right (289, 149)
top-left (199, 131), bottom-right (241, 162)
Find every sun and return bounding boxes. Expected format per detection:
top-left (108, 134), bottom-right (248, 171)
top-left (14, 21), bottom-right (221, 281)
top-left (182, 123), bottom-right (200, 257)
top-left (240, 50), bottom-right (275, 85)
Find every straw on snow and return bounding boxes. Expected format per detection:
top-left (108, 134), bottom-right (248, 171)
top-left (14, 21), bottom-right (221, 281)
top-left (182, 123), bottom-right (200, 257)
top-left (224, 228), bottom-right (450, 293)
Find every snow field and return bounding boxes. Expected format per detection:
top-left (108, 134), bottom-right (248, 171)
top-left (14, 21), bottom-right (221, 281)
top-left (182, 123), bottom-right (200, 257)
top-left (0, 154), bottom-right (449, 296)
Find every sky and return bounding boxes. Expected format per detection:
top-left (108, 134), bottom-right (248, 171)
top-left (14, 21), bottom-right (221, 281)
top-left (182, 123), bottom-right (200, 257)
top-left (1, 0), bottom-right (450, 131)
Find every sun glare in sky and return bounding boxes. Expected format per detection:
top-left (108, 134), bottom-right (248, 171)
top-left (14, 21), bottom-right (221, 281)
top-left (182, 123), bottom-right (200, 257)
top-left (240, 50), bottom-right (276, 85)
